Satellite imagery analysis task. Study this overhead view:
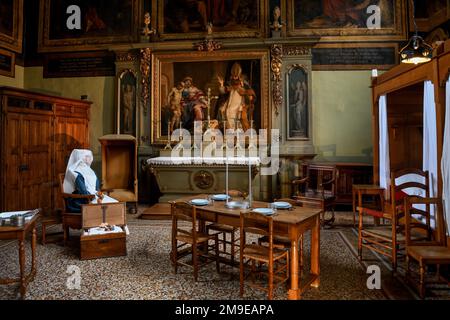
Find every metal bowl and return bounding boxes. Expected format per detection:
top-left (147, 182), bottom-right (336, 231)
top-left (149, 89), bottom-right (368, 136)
top-left (225, 201), bottom-right (250, 210)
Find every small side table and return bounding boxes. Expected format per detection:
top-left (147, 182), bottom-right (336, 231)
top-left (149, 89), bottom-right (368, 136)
top-left (0, 212), bottom-right (40, 299)
top-left (352, 185), bottom-right (385, 227)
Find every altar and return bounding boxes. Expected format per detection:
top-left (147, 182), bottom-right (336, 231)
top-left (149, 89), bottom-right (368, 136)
top-left (146, 156), bottom-right (261, 203)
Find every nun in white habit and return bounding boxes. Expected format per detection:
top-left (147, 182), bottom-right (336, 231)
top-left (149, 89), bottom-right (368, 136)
top-left (63, 149), bottom-right (118, 212)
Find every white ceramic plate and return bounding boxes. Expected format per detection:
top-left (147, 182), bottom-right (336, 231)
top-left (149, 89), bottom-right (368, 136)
top-left (212, 194), bottom-right (231, 201)
top-left (190, 199), bottom-right (209, 206)
top-left (252, 208), bottom-right (275, 215)
top-left (272, 202), bottom-right (292, 209)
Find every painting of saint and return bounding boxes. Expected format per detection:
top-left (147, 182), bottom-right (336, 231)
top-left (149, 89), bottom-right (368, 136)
top-left (119, 71), bottom-right (136, 136)
top-left (294, 0), bottom-right (395, 29)
top-left (0, 0), bottom-right (14, 37)
top-left (217, 62), bottom-right (256, 131)
top-left (160, 59), bottom-right (261, 136)
top-left (161, 0), bottom-right (262, 37)
top-left (287, 67), bottom-right (308, 139)
top-left (46, 0), bottom-right (135, 40)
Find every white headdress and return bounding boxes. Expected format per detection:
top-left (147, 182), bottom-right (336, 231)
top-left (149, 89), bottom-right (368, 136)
top-left (63, 149), bottom-right (97, 195)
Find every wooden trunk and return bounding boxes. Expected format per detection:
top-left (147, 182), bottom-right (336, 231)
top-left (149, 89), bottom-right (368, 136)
top-left (0, 87), bottom-right (91, 212)
top-left (80, 202), bottom-right (127, 260)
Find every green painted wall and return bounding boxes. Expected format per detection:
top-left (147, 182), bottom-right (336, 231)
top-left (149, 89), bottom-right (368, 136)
top-left (23, 67), bottom-right (116, 165)
top-left (312, 70), bottom-right (373, 163)
top-left (16, 67), bottom-right (374, 167)
top-left (0, 65), bottom-right (25, 88)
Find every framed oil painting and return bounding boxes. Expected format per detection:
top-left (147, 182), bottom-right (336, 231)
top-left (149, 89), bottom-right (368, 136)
top-left (286, 65), bottom-right (308, 140)
top-left (0, 48), bottom-right (15, 77)
top-left (38, 0), bottom-right (140, 52)
top-left (157, 0), bottom-right (267, 40)
top-left (287, 0), bottom-right (407, 41)
top-left (117, 69), bottom-right (138, 136)
top-left (0, 0), bottom-right (23, 53)
top-left (151, 50), bottom-right (270, 144)
top-left (414, 0), bottom-right (449, 32)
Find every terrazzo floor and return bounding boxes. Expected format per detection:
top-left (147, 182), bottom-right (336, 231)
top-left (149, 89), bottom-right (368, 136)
top-left (0, 211), bottom-right (448, 300)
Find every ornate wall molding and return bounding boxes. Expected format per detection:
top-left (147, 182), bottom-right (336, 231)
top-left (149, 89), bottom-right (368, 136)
top-left (140, 48), bottom-right (152, 116)
top-left (271, 44), bottom-right (283, 116)
top-left (283, 46), bottom-right (312, 56)
top-left (116, 50), bottom-right (140, 63)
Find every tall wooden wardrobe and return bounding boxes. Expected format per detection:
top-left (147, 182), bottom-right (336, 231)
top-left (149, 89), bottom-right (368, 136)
top-left (0, 87), bottom-right (91, 212)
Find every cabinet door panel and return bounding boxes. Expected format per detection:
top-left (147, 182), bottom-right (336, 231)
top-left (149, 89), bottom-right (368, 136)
top-left (21, 114), bottom-right (53, 210)
top-left (4, 114), bottom-right (21, 211)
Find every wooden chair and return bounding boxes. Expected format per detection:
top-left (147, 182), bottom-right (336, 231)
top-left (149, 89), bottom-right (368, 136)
top-left (206, 190), bottom-right (243, 269)
top-left (58, 173), bottom-right (95, 246)
top-left (239, 211), bottom-right (289, 300)
top-left (258, 198), bottom-right (304, 270)
top-left (171, 202), bottom-right (220, 281)
top-left (358, 168), bottom-right (430, 272)
top-left (404, 196), bottom-right (450, 299)
top-left (291, 163), bottom-right (337, 227)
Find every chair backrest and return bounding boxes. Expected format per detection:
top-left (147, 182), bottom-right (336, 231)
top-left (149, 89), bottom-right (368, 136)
top-left (389, 168), bottom-right (429, 226)
top-left (404, 196), bottom-right (444, 247)
top-left (172, 202), bottom-right (197, 235)
top-left (240, 211), bottom-right (273, 252)
top-left (295, 163), bottom-right (337, 197)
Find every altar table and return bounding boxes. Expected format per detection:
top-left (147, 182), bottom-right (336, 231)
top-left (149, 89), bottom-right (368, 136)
top-left (171, 195), bottom-right (322, 300)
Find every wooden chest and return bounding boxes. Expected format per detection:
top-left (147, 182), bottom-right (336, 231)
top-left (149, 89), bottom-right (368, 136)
top-left (80, 202), bottom-right (127, 260)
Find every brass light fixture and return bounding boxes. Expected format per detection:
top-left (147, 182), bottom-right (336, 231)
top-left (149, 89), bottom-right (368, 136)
top-left (400, 0), bottom-right (433, 64)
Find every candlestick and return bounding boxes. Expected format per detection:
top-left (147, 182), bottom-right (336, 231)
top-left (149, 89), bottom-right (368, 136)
top-left (248, 157), bottom-right (252, 208)
top-left (164, 121), bottom-right (172, 150)
top-left (225, 156), bottom-right (229, 204)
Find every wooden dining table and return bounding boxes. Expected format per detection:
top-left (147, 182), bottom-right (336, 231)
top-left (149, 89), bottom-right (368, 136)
top-left (171, 195), bottom-right (322, 300)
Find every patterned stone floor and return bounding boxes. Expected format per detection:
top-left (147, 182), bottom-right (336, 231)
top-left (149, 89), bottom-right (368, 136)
top-left (0, 211), bottom-right (448, 300)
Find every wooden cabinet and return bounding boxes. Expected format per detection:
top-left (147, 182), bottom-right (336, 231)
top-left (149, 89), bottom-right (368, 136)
top-left (0, 87), bottom-right (91, 212)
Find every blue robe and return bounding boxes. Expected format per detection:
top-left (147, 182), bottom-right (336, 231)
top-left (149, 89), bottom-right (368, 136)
top-left (66, 171), bottom-right (100, 213)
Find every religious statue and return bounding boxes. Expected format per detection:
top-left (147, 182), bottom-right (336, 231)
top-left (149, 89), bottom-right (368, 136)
top-left (270, 6), bottom-right (283, 37)
top-left (217, 62), bottom-right (256, 131)
top-left (142, 12), bottom-right (155, 37)
top-left (122, 84), bottom-right (135, 133)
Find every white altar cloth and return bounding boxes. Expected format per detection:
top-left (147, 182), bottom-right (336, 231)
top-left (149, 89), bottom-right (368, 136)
top-left (147, 157), bottom-right (261, 166)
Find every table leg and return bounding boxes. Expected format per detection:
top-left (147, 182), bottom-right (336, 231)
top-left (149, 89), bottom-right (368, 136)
top-left (288, 238), bottom-right (300, 300)
top-left (311, 215), bottom-right (320, 288)
top-left (352, 188), bottom-right (356, 227)
top-left (18, 237), bottom-right (26, 298)
top-left (31, 227), bottom-right (37, 281)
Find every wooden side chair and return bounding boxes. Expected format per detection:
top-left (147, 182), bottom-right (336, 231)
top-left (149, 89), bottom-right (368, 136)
top-left (206, 190), bottom-right (243, 269)
top-left (239, 211), bottom-right (289, 300)
top-left (291, 163), bottom-right (337, 227)
top-left (58, 173), bottom-right (95, 246)
top-left (404, 196), bottom-right (450, 299)
top-left (358, 168), bottom-right (430, 272)
top-left (258, 198), bottom-right (304, 271)
top-left (171, 202), bottom-right (220, 281)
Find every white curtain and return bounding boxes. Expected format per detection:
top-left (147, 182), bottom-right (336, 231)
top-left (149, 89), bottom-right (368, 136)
top-left (442, 79), bottom-right (450, 236)
top-left (423, 81), bottom-right (438, 228)
top-left (379, 95), bottom-right (390, 198)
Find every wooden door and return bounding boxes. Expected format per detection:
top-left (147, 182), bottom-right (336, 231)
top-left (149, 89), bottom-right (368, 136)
top-left (20, 113), bottom-right (53, 210)
top-left (4, 113), bottom-right (53, 211)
